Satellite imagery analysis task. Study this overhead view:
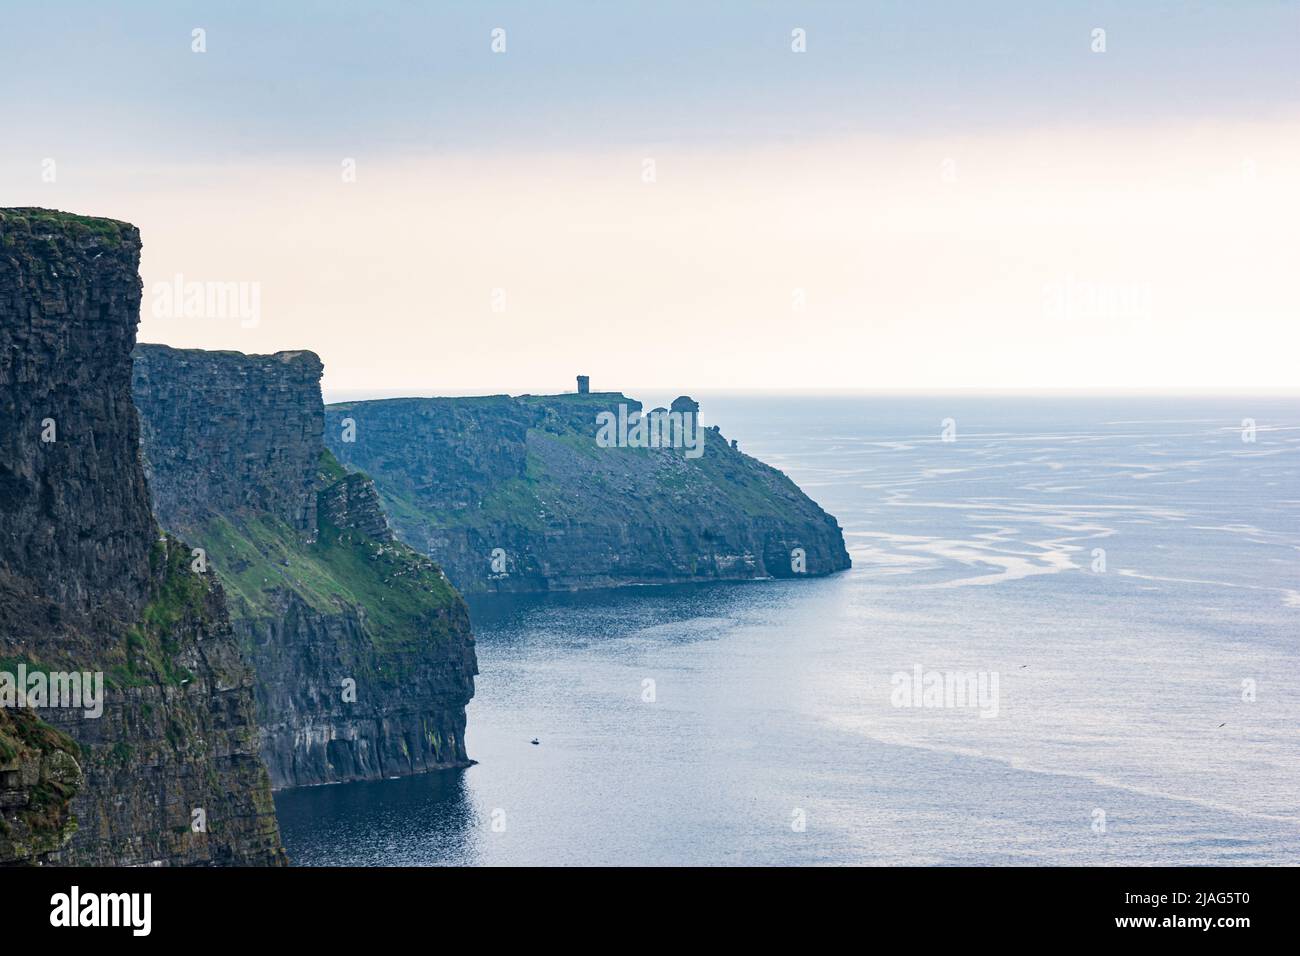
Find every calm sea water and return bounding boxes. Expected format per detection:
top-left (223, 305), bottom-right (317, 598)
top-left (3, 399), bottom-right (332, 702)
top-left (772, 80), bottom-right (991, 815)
top-left (277, 395), bottom-right (1300, 865)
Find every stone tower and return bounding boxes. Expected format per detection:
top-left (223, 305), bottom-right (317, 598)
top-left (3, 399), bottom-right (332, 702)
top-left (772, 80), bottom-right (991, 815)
top-left (577, 374), bottom-right (590, 394)
top-left (670, 394), bottom-right (699, 432)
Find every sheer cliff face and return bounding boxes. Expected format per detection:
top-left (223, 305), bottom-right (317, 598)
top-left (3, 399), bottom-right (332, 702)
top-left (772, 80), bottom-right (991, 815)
top-left (0, 208), bottom-right (283, 865)
top-left (322, 394), bottom-right (852, 594)
top-left (132, 345), bottom-right (477, 790)
top-left (134, 348), bottom-right (324, 533)
top-left (0, 211), bottom-right (153, 623)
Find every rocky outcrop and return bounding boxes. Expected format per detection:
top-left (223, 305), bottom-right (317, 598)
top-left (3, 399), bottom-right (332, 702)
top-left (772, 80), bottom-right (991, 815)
top-left (317, 472), bottom-right (392, 540)
top-left (0, 208), bottom-right (284, 865)
top-left (0, 709), bottom-right (81, 864)
top-left (322, 391), bottom-right (851, 593)
top-left (132, 345), bottom-right (477, 790)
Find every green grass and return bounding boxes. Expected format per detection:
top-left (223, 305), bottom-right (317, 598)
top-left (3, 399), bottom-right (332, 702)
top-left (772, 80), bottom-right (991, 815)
top-left (314, 516), bottom-right (461, 645)
top-left (177, 459), bottom-right (462, 651)
top-left (0, 208), bottom-right (130, 248)
top-left (110, 540), bottom-right (204, 688)
top-left (194, 512), bottom-right (343, 615)
top-left (317, 448), bottom-right (347, 483)
top-left (380, 471), bottom-right (549, 536)
top-left (345, 401), bottom-right (798, 543)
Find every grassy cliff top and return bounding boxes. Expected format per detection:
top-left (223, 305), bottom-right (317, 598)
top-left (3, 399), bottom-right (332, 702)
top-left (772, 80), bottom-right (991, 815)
top-left (0, 207), bottom-right (136, 248)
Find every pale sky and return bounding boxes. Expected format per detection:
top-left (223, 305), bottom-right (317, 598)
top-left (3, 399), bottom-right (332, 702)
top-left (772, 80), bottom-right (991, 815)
top-left (3, 1), bottom-right (1298, 393)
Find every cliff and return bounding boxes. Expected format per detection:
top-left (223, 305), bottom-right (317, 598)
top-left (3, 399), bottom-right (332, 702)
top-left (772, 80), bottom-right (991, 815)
top-left (322, 391), bottom-right (851, 593)
top-left (0, 208), bottom-right (283, 865)
top-left (132, 345), bottom-right (478, 790)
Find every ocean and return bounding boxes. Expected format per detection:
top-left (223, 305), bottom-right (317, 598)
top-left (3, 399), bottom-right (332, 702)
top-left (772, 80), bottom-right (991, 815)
top-left (276, 394), bottom-right (1299, 865)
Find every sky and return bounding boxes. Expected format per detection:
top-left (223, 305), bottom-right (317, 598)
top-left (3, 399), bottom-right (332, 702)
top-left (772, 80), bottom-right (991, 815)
top-left (3, 1), bottom-right (1298, 394)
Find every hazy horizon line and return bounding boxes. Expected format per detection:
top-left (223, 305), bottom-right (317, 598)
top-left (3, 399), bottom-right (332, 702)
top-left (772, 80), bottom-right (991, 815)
top-left (322, 384), bottom-right (1300, 404)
